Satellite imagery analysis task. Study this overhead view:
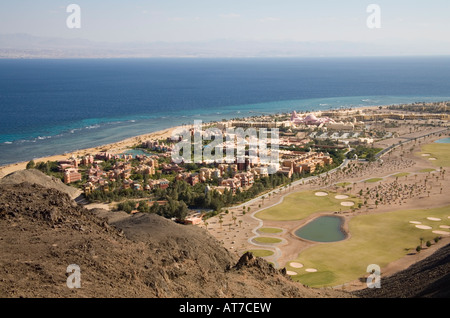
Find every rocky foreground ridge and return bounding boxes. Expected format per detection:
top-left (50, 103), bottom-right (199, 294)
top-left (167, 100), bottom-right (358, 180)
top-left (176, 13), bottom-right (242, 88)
top-left (0, 170), bottom-right (346, 298)
top-left (1, 170), bottom-right (448, 298)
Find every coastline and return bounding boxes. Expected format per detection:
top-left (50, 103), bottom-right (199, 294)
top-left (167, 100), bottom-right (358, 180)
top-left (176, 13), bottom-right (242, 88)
top-left (0, 103), bottom-right (378, 178)
top-left (0, 125), bottom-right (182, 179)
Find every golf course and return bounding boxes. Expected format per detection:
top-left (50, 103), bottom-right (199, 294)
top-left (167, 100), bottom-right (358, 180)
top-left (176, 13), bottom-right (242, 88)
top-left (255, 190), bottom-right (360, 221)
top-left (287, 205), bottom-right (450, 287)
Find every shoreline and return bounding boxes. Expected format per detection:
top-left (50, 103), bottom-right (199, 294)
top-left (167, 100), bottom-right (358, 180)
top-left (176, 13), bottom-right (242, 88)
top-left (0, 125), bottom-right (182, 179)
top-left (0, 103), bottom-right (379, 178)
top-left (1, 98), bottom-right (448, 177)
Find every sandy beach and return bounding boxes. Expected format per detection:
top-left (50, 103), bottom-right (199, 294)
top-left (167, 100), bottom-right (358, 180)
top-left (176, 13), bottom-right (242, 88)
top-left (0, 125), bottom-right (181, 179)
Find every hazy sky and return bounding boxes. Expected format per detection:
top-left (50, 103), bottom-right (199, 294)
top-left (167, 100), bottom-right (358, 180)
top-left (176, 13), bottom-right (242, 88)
top-left (1, 0), bottom-right (449, 45)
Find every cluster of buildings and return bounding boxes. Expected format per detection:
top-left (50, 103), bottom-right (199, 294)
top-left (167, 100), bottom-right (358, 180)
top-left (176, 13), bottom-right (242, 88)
top-left (57, 151), bottom-right (170, 195)
top-left (56, 113), bottom-right (336, 199)
top-left (143, 140), bottom-right (174, 152)
top-left (290, 111), bottom-right (366, 132)
top-left (291, 111), bottom-right (335, 126)
top-left (278, 150), bottom-right (333, 178)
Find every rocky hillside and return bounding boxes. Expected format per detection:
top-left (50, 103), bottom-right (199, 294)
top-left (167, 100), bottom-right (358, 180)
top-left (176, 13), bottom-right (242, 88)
top-left (0, 181), bottom-right (347, 298)
top-left (0, 169), bottom-right (80, 199)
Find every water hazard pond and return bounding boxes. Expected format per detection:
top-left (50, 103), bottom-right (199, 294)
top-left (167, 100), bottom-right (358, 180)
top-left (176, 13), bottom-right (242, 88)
top-left (295, 216), bottom-right (346, 242)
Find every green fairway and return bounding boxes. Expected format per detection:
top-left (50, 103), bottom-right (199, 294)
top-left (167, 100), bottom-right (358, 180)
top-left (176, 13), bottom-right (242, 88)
top-left (364, 178), bottom-right (383, 183)
top-left (290, 205), bottom-right (450, 287)
top-left (419, 168), bottom-right (435, 173)
top-left (336, 182), bottom-right (351, 188)
top-left (255, 190), bottom-right (359, 221)
top-left (245, 249), bottom-right (274, 257)
top-left (420, 143), bottom-right (450, 167)
top-left (258, 227), bottom-right (283, 234)
top-left (252, 237), bottom-right (282, 244)
top-left (392, 172), bottom-right (410, 178)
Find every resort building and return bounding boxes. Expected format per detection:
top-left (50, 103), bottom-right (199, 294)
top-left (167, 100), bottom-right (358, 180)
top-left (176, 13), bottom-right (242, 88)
top-left (63, 168), bottom-right (82, 184)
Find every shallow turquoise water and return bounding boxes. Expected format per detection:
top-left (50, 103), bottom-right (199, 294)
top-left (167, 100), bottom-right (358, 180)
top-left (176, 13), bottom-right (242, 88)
top-left (295, 216), bottom-right (346, 242)
top-left (435, 138), bottom-right (450, 144)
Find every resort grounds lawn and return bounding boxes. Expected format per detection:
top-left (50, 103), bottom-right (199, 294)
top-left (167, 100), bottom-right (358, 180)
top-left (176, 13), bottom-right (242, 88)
top-left (244, 249), bottom-right (274, 257)
top-left (252, 237), bottom-right (282, 244)
top-left (290, 205), bottom-right (450, 288)
top-left (420, 143), bottom-right (450, 167)
top-left (255, 190), bottom-right (359, 221)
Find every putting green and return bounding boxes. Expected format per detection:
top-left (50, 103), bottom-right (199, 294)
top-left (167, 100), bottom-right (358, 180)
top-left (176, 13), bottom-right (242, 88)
top-left (420, 143), bottom-right (450, 167)
top-left (252, 237), bottom-right (282, 244)
top-left (258, 227), bottom-right (283, 234)
top-left (291, 205), bottom-right (450, 287)
top-left (245, 249), bottom-right (274, 257)
top-left (255, 190), bottom-right (359, 221)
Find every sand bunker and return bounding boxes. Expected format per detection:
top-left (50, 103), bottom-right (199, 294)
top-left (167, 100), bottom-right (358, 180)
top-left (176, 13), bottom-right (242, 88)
top-left (432, 230), bottom-right (450, 236)
top-left (340, 201), bottom-right (355, 206)
top-left (415, 225), bottom-right (432, 230)
top-left (427, 217), bottom-right (441, 221)
top-left (305, 268), bottom-right (318, 272)
top-left (335, 195), bottom-right (349, 199)
top-left (439, 225), bottom-right (450, 229)
top-left (315, 192), bottom-right (328, 196)
top-left (421, 154), bottom-right (431, 157)
top-left (429, 158), bottom-right (437, 161)
top-left (286, 271), bottom-right (298, 276)
top-left (290, 262), bottom-right (304, 268)
top-left (409, 221), bottom-right (422, 224)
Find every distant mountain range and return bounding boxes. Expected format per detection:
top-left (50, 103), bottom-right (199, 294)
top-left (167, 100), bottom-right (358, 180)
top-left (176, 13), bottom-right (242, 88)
top-left (1, 33), bottom-right (449, 58)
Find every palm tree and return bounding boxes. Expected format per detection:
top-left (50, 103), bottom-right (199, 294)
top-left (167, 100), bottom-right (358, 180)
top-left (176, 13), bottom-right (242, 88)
top-left (232, 216), bottom-right (237, 225)
top-left (419, 237), bottom-right (424, 248)
top-left (238, 219), bottom-right (242, 227)
top-left (219, 219), bottom-right (223, 229)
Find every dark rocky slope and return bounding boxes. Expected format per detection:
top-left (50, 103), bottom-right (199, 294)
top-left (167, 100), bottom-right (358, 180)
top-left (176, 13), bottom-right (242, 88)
top-left (0, 181), bottom-right (346, 298)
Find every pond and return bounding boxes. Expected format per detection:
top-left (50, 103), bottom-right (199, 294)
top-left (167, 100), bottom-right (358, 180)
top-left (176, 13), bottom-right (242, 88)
top-left (435, 138), bottom-right (450, 144)
top-left (295, 216), bottom-right (346, 243)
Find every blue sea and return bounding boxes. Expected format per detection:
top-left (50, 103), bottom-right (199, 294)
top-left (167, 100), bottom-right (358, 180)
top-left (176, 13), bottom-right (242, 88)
top-left (1, 57), bottom-right (450, 166)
